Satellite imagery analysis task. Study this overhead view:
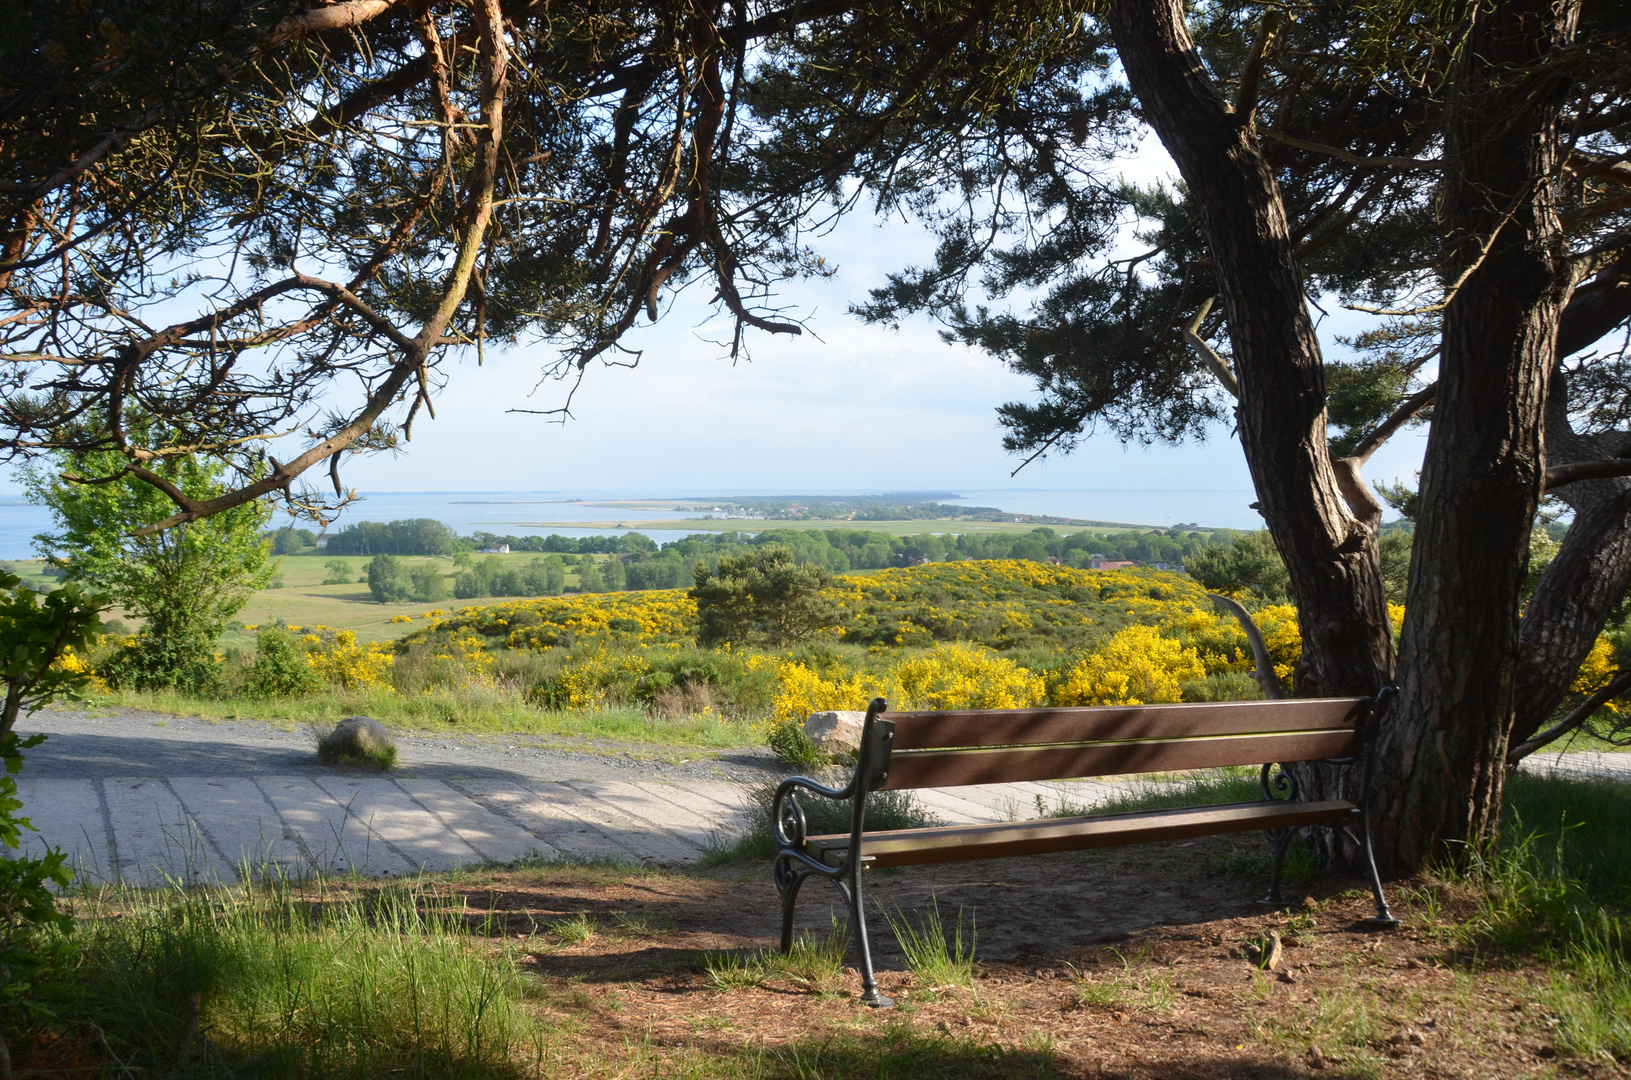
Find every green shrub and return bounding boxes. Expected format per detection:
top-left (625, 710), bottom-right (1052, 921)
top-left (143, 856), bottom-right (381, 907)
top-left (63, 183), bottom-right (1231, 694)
top-left (244, 628), bottom-right (323, 698)
top-left (97, 633), bottom-right (224, 695)
top-left (705, 774), bottom-right (940, 863)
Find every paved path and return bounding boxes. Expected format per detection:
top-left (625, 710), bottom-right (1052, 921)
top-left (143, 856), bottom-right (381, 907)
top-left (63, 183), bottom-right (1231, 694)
top-left (4, 710), bottom-right (1626, 887)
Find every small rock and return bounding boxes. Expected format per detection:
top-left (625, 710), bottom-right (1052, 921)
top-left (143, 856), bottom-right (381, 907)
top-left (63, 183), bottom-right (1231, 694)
top-left (319, 716), bottom-right (397, 767)
top-left (803, 711), bottom-right (867, 758)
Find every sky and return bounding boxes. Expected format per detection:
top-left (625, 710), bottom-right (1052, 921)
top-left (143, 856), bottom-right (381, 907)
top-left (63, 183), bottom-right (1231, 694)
top-left (322, 156), bottom-right (1428, 514)
top-left (0, 133), bottom-right (1430, 528)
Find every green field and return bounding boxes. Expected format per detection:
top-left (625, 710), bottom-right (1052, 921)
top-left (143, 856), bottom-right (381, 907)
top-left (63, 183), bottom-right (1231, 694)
top-left (1, 552), bottom-right (625, 649)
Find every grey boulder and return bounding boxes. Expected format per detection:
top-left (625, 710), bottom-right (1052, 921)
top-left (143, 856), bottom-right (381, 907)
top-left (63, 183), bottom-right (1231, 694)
top-left (320, 715), bottom-right (395, 760)
top-left (802, 710), bottom-right (867, 759)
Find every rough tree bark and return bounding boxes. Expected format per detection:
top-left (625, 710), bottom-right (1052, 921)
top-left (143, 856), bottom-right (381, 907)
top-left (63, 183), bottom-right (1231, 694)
top-left (1376, 0), bottom-right (1580, 869)
top-left (1106, 0), bottom-right (1396, 703)
top-left (1509, 261), bottom-right (1631, 749)
top-left (1510, 393), bottom-right (1631, 749)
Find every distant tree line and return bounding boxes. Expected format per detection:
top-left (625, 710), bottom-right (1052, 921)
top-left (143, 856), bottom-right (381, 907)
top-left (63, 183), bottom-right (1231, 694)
top-left (324, 519), bottom-right (1274, 604)
top-left (325, 519), bottom-right (457, 556)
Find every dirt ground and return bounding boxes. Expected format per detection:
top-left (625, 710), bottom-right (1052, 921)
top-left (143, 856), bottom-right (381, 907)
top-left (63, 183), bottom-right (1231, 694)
top-left (422, 832), bottom-right (1630, 1080)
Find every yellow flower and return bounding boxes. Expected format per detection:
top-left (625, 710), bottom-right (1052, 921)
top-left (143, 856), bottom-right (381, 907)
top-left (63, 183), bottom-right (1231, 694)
top-left (305, 629), bottom-right (395, 692)
top-left (1054, 625), bottom-right (1206, 706)
top-left (1571, 636), bottom-right (1622, 714)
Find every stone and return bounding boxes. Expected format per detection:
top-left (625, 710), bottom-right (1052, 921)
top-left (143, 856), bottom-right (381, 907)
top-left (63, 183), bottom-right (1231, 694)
top-left (319, 716), bottom-right (396, 766)
top-left (802, 711), bottom-right (867, 758)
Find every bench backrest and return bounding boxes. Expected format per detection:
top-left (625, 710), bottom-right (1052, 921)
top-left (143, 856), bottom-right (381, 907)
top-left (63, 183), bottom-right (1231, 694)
top-left (873, 698), bottom-right (1369, 790)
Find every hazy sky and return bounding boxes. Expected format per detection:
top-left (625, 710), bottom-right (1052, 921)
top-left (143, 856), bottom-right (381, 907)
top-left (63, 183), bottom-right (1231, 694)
top-left (339, 195), bottom-right (1428, 509)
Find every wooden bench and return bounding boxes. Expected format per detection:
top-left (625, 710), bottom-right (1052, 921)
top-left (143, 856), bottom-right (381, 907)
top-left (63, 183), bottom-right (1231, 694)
top-left (771, 691), bottom-right (1398, 1007)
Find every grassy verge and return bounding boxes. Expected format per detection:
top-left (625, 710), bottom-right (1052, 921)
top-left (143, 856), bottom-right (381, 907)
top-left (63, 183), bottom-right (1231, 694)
top-left (82, 686), bottom-right (759, 750)
top-left (24, 879), bottom-right (546, 1079)
top-left (6, 869), bottom-right (1062, 1080)
top-left (1410, 771), bottom-right (1631, 1063)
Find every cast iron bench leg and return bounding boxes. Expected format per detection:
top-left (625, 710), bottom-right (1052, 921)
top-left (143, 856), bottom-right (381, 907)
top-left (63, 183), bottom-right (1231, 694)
top-left (775, 856), bottom-right (811, 952)
top-left (843, 857), bottom-right (892, 1008)
top-left (1262, 827), bottom-right (1295, 908)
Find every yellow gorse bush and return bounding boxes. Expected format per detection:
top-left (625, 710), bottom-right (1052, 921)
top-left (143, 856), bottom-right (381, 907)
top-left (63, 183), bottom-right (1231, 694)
top-left (304, 629), bottom-right (396, 692)
top-left (1571, 636), bottom-right (1623, 714)
top-left (50, 643), bottom-right (108, 694)
top-left (1053, 624), bottom-right (1206, 706)
top-left (890, 643), bottom-right (1045, 710)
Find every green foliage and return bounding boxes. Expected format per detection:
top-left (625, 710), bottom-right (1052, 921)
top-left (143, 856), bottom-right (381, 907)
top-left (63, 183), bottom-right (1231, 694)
top-left (1378, 529), bottom-right (1412, 606)
top-left (268, 526), bottom-right (317, 555)
top-left (324, 518), bottom-right (456, 556)
top-left (692, 545), bottom-right (838, 647)
top-left (323, 558), bottom-right (355, 585)
top-left (765, 717), bottom-right (829, 771)
top-left (454, 556), bottom-right (566, 600)
top-left (367, 554), bottom-right (412, 603)
top-left (410, 563), bottom-right (450, 603)
top-left (243, 628), bottom-right (323, 699)
top-left (0, 573), bottom-right (100, 1047)
top-left (1183, 530), bottom-right (1291, 602)
top-left (24, 447), bottom-right (272, 689)
top-left (0, 806), bottom-right (73, 1034)
top-left (1375, 475), bottom-right (1421, 523)
top-left (0, 571), bottom-right (106, 737)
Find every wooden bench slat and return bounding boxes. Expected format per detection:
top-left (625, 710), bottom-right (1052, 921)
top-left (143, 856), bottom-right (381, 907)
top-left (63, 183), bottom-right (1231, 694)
top-left (883, 698), bottom-right (1367, 751)
top-left (805, 799), bottom-right (1357, 869)
top-left (881, 729), bottom-right (1359, 789)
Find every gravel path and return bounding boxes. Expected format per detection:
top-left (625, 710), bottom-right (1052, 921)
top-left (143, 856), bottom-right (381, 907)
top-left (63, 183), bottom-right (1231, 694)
top-left (14, 707), bottom-right (787, 784)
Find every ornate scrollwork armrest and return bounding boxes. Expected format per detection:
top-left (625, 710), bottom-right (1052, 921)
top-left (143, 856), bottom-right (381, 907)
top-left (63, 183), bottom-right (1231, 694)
top-left (1260, 761), bottom-right (1300, 802)
top-left (771, 774), bottom-right (856, 850)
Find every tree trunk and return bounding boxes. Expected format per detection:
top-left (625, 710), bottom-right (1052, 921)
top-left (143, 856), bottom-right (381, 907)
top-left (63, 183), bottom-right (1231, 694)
top-left (1107, 0), bottom-right (1395, 703)
top-left (1376, 0), bottom-right (1579, 870)
top-left (1510, 383), bottom-right (1631, 748)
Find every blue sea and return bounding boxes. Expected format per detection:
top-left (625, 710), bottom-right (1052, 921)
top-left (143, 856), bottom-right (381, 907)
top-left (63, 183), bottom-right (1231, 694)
top-left (0, 488), bottom-right (1263, 560)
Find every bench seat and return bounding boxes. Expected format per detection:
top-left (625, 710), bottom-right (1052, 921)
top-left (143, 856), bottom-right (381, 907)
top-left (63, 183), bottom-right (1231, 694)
top-left (804, 798), bottom-right (1358, 869)
top-left (772, 693), bottom-right (1399, 1008)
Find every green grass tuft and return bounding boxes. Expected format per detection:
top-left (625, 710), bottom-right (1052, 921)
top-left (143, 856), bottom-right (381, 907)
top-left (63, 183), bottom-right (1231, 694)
top-left (704, 918), bottom-right (849, 996)
top-left (886, 894), bottom-right (976, 993)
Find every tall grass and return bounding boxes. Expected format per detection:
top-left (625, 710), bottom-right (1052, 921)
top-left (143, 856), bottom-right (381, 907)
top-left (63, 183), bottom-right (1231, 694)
top-left (886, 896), bottom-right (976, 992)
top-left (1502, 770), bottom-right (1631, 902)
top-left (29, 879), bottom-right (544, 1079)
top-left (1440, 773), bottom-right (1631, 1063)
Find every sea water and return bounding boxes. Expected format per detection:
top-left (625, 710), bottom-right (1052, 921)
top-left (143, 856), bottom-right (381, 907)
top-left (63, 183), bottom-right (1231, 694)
top-left (0, 487), bottom-right (1264, 560)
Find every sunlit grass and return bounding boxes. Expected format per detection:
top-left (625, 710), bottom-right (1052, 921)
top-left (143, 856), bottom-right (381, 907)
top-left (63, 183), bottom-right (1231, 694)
top-left (45, 878), bottom-right (546, 1079)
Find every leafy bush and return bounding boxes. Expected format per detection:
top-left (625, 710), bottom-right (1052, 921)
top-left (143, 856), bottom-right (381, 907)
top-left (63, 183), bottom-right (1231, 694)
top-left (367, 554), bottom-right (412, 603)
top-left (1052, 625), bottom-right (1205, 706)
top-left (410, 563), bottom-right (449, 602)
top-left (692, 545), bottom-right (837, 647)
top-left (243, 628), bottom-right (323, 698)
top-left (24, 443), bottom-right (273, 687)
